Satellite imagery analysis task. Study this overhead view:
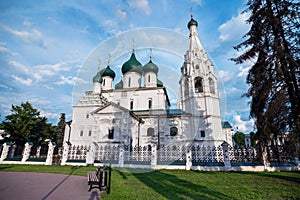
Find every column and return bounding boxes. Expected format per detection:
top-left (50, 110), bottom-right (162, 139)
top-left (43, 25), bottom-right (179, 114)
top-left (151, 144), bottom-right (157, 169)
top-left (61, 142), bottom-right (71, 165)
top-left (45, 141), bottom-right (56, 165)
top-left (185, 143), bottom-right (192, 170)
top-left (118, 144), bottom-right (124, 167)
top-left (0, 142), bottom-right (11, 162)
top-left (221, 141), bottom-right (231, 171)
top-left (21, 142), bottom-right (33, 163)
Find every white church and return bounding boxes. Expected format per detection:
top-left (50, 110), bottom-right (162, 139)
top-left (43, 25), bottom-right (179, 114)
top-left (63, 16), bottom-right (233, 147)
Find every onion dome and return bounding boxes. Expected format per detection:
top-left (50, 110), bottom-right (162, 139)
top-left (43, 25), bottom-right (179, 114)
top-left (121, 52), bottom-right (143, 75)
top-left (157, 79), bottom-right (164, 87)
top-left (143, 60), bottom-right (159, 74)
top-left (187, 16), bottom-right (198, 28)
top-left (100, 65), bottom-right (116, 79)
top-left (115, 80), bottom-right (123, 89)
top-left (92, 72), bottom-right (103, 83)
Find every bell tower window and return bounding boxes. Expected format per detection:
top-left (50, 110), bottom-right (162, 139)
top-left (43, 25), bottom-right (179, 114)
top-left (130, 100), bottom-right (133, 110)
top-left (148, 99), bottom-right (152, 109)
top-left (194, 77), bottom-right (203, 93)
top-left (108, 127), bottom-right (114, 139)
top-left (209, 78), bottom-right (215, 94)
top-left (128, 77), bottom-right (131, 87)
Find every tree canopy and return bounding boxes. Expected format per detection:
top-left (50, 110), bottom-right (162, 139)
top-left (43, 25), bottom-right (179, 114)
top-left (233, 132), bottom-right (245, 148)
top-left (232, 0), bottom-right (300, 162)
top-left (1, 102), bottom-right (54, 146)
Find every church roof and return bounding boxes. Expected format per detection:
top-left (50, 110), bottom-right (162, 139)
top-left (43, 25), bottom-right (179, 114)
top-left (143, 59), bottom-right (158, 74)
top-left (92, 71), bottom-right (103, 83)
top-left (187, 16), bottom-right (198, 28)
top-left (100, 65), bottom-right (116, 79)
top-left (121, 52), bottom-right (143, 75)
top-left (115, 80), bottom-right (123, 89)
top-left (91, 101), bottom-right (144, 123)
top-left (157, 79), bottom-right (164, 87)
top-left (222, 121), bottom-right (232, 129)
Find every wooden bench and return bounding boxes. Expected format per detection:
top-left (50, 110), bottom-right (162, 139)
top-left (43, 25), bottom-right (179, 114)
top-left (87, 165), bottom-right (111, 194)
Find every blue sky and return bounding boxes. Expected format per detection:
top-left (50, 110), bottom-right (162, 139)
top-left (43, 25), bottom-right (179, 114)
top-left (0, 0), bottom-right (255, 133)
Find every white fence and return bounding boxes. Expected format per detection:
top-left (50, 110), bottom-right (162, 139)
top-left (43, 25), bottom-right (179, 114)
top-left (0, 141), bottom-right (299, 171)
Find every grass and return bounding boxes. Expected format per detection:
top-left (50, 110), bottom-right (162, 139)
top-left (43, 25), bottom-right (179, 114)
top-left (0, 164), bottom-right (299, 199)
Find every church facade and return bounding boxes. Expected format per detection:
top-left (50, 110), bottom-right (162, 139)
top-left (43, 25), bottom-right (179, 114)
top-left (63, 16), bottom-right (228, 147)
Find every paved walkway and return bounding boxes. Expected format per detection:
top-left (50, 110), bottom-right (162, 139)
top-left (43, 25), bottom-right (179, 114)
top-left (0, 172), bottom-right (101, 200)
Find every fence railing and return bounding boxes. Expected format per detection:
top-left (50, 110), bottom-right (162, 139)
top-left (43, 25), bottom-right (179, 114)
top-left (1, 141), bottom-right (299, 171)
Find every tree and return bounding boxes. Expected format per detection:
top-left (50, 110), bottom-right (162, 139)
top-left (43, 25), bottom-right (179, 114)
top-left (232, 0), bottom-right (300, 163)
top-left (55, 113), bottom-right (65, 147)
top-left (233, 132), bottom-right (245, 148)
top-left (2, 102), bottom-right (53, 146)
top-left (250, 131), bottom-right (256, 147)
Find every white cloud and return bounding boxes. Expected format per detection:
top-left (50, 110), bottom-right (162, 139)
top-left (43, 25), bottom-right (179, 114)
top-left (11, 75), bottom-right (33, 86)
top-left (233, 114), bottom-right (255, 132)
top-left (9, 60), bottom-right (74, 83)
top-left (0, 23), bottom-right (47, 48)
top-left (217, 70), bottom-right (233, 82)
top-left (128, 0), bottom-right (151, 15)
top-left (0, 42), bottom-right (10, 53)
top-left (237, 66), bottom-right (251, 77)
top-left (218, 12), bottom-right (250, 42)
top-left (54, 76), bottom-right (88, 85)
top-left (116, 6), bottom-right (127, 20)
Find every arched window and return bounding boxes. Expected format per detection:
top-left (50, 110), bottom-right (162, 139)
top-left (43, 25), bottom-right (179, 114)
top-left (103, 79), bottom-right (106, 86)
top-left (194, 77), bottom-right (203, 93)
top-left (147, 128), bottom-right (154, 136)
top-left (170, 127), bottom-right (178, 136)
top-left (80, 131), bottom-right (83, 136)
top-left (108, 127), bottom-right (114, 139)
top-left (130, 100), bottom-right (133, 110)
top-left (88, 130), bottom-right (92, 136)
top-left (148, 75), bottom-right (151, 83)
top-left (209, 78), bottom-right (215, 94)
top-left (128, 77), bottom-right (131, 87)
top-left (148, 99), bottom-right (152, 109)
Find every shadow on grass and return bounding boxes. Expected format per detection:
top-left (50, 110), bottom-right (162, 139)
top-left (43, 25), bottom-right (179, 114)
top-left (124, 170), bottom-right (228, 200)
top-left (0, 166), bottom-right (13, 171)
top-left (231, 171), bottom-right (300, 184)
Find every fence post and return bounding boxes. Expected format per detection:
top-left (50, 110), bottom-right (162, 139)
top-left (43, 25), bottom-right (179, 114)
top-left (118, 144), bottom-right (124, 168)
top-left (61, 142), bottom-right (70, 165)
top-left (186, 143), bottom-right (192, 170)
top-left (86, 143), bottom-right (96, 166)
top-left (45, 141), bottom-right (56, 165)
top-left (151, 144), bottom-right (157, 169)
top-left (0, 142), bottom-right (11, 162)
top-left (21, 142), bottom-right (33, 163)
top-left (221, 141), bottom-right (231, 171)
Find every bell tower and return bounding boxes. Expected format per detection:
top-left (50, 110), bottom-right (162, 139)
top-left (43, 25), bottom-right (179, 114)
top-left (178, 15), bottom-right (224, 143)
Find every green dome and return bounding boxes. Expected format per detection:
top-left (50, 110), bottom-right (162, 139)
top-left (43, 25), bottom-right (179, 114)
top-left (157, 79), bottom-right (164, 87)
top-left (100, 65), bottom-right (116, 79)
top-left (187, 17), bottom-right (198, 28)
top-left (92, 72), bottom-right (103, 83)
top-left (122, 52), bottom-right (143, 75)
top-left (143, 60), bottom-right (158, 74)
top-left (115, 80), bottom-right (123, 89)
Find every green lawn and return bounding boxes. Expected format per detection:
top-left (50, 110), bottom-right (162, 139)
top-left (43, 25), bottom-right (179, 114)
top-left (0, 164), bottom-right (299, 199)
